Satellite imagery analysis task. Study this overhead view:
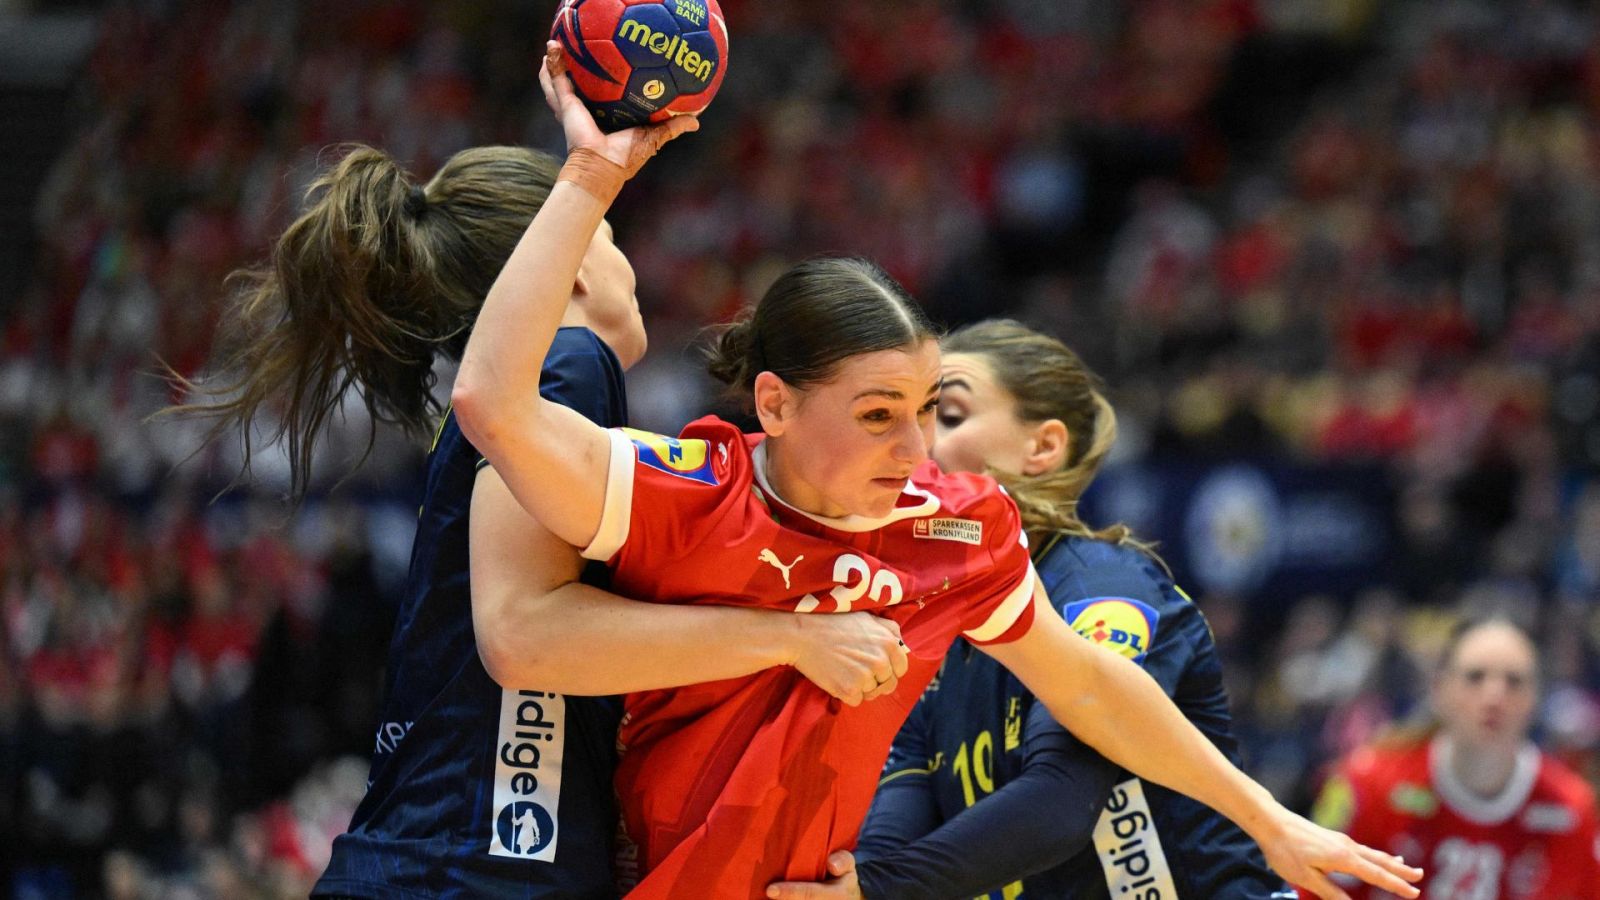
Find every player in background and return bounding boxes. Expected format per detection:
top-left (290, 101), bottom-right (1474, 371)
top-left (178, 142), bottom-right (908, 899)
top-left (1306, 617), bottom-right (1600, 899)
top-left (447, 44), bottom-right (1424, 899)
top-left (785, 319), bottom-right (1290, 899)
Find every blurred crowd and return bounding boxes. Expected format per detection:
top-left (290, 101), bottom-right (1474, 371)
top-left (4, 0), bottom-right (1600, 895)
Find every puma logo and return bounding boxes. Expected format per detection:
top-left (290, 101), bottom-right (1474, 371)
top-left (758, 549), bottom-right (803, 589)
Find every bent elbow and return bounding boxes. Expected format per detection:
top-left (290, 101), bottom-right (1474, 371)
top-left (476, 631), bottom-right (551, 689)
top-left (475, 629), bottom-right (515, 686)
top-left (450, 381), bottom-right (489, 441)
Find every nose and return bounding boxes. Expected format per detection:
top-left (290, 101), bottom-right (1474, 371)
top-left (892, 415), bottom-right (929, 466)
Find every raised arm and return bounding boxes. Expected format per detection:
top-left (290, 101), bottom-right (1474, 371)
top-left (450, 46), bottom-right (697, 548)
top-left (979, 587), bottom-right (1424, 900)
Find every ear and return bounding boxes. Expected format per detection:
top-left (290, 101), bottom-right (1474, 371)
top-left (752, 371), bottom-right (793, 437)
top-left (1021, 419), bottom-right (1069, 476)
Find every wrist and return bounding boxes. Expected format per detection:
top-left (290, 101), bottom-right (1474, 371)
top-left (1226, 780), bottom-right (1288, 846)
top-left (557, 147), bottom-right (627, 206)
top-left (778, 613), bottom-right (809, 667)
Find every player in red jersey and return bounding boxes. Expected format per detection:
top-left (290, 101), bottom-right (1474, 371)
top-left (447, 43), bottom-right (1425, 899)
top-left (1308, 617), bottom-right (1600, 899)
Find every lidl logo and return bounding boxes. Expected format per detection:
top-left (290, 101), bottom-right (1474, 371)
top-left (1062, 597), bottom-right (1160, 666)
top-left (622, 427), bottom-right (719, 485)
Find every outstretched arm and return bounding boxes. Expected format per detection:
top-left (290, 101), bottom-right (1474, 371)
top-left (979, 588), bottom-right (1424, 900)
top-left (851, 704), bottom-right (1118, 900)
top-left (771, 701), bottom-right (1117, 900)
top-left (451, 46), bottom-right (697, 548)
top-left (470, 467), bottom-right (908, 703)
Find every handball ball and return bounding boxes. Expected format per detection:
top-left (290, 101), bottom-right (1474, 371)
top-left (551, 0), bottom-right (729, 133)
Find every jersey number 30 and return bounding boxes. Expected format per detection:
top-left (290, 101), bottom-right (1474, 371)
top-left (794, 554), bottom-right (904, 613)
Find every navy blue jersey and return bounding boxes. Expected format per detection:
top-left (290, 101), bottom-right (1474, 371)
top-left (858, 534), bottom-right (1292, 900)
top-left (314, 328), bottom-right (629, 899)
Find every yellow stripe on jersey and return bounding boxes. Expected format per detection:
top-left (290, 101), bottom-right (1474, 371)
top-left (877, 766), bottom-right (933, 788)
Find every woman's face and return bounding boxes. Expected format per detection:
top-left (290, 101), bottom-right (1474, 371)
top-left (1434, 623), bottom-right (1538, 751)
top-left (764, 339), bottom-right (942, 520)
top-left (578, 220), bottom-right (647, 368)
top-left (931, 352), bottom-right (1037, 476)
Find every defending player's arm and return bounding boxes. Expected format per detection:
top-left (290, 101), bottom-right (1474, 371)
top-left (452, 46), bottom-right (696, 549)
top-left (852, 572), bottom-right (1189, 898)
top-left (470, 467), bottom-right (907, 699)
top-left (853, 701), bottom-right (1119, 900)
top-left (980, 589), bottom-right (1424, 900)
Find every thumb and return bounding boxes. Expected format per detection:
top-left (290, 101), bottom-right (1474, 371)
top-left (766, 884), bottom-right (819, 900)
top-left (826, 851), bottom-right (856, 877)
top-left (650, 113), bottom-right (701, 149)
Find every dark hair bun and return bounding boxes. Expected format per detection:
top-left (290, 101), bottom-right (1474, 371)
top-left (705, 315), bottom-right (757, 389)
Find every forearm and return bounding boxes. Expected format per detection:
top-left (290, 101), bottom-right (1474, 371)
top-left (482, 581), bottom-right (806, 695)
top-left (453, 180), bottom-right (606, 445)
top-left (856, 754), bottom-right (1114, 900)
top-left (986, 611), bottom-right (1280, 849)
top-left (1047, 646), bottom-right (1274, 839)
top-left (855, 775), bottom-right (941, 864)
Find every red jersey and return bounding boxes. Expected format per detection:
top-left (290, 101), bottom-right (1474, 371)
top-left (1308, 735), bottom-right (1600, 899)
top-left (579, 418), bottom-right (1038, 898)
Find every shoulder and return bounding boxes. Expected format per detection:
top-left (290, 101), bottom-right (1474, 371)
top-left (1040, 534), bottom-right (1182, 626)
top-left (541, 327), bottom-right (628, 423)
top-left (616, 417), bottom-right (746, 490)
top-left (902, 463), bottom-right (1024, 554)
top-left (550, 324), bottom-right (614, 355)
top-left (1343, 740), bottom-right (1425, 785)
top-left (1533, 751), bottom-right (1599, 811)
top-left (545, 326), bottom-right (621, 375)
top-left (1314, 742), bottom-right (1425, 831)
top-left (1039, 536), bottom-right (1172, 599)
top-left (679, 414), bottom-right (746, 443)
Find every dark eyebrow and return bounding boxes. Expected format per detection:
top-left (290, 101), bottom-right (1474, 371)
top-left (940, 378), bottom-right (971, 394)
top-left (851, 379), bottom-right (943, 404)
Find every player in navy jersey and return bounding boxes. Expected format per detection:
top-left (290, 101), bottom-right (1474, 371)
top-left (443, 46), bottom-right (1424, 899)
top-left (796, 319), bottom-right (1294, 899)
top-left (180, 141), bottom-right (909, 898)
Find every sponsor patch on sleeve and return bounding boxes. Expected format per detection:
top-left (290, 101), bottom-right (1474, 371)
top-left (622, 427), bottom-right (720, 485)
top-left (1521, 802), bottom-right (1578, 833)
top-left (1061, 596), bottom-right (1160, 666)
top-left (912, 517), bottom-right (983, 545)
top-left (1312, 774), bottom-right (1357, 831)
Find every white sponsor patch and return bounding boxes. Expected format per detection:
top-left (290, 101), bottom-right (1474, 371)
top-left (912, 517), bottom-right (983, 546)
top-left (1521, 802), bottom-right (1577, 833)
top-left (489, 689), bottom-right (565, 861)
top-left (1092, 778), bottom-right (1179, 899)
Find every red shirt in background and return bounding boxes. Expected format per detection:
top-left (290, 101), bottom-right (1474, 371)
top-left (1307, 735), bottom-right (1600, 899)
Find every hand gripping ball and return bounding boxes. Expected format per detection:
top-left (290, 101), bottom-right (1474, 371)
top-left (551, 0), bottom-right (729, 133)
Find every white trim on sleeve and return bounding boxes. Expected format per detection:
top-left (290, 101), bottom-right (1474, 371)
top-left (963, 562), bottom-right (1038, 643)
top-left (581, 429), bottom-right (635, 562)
